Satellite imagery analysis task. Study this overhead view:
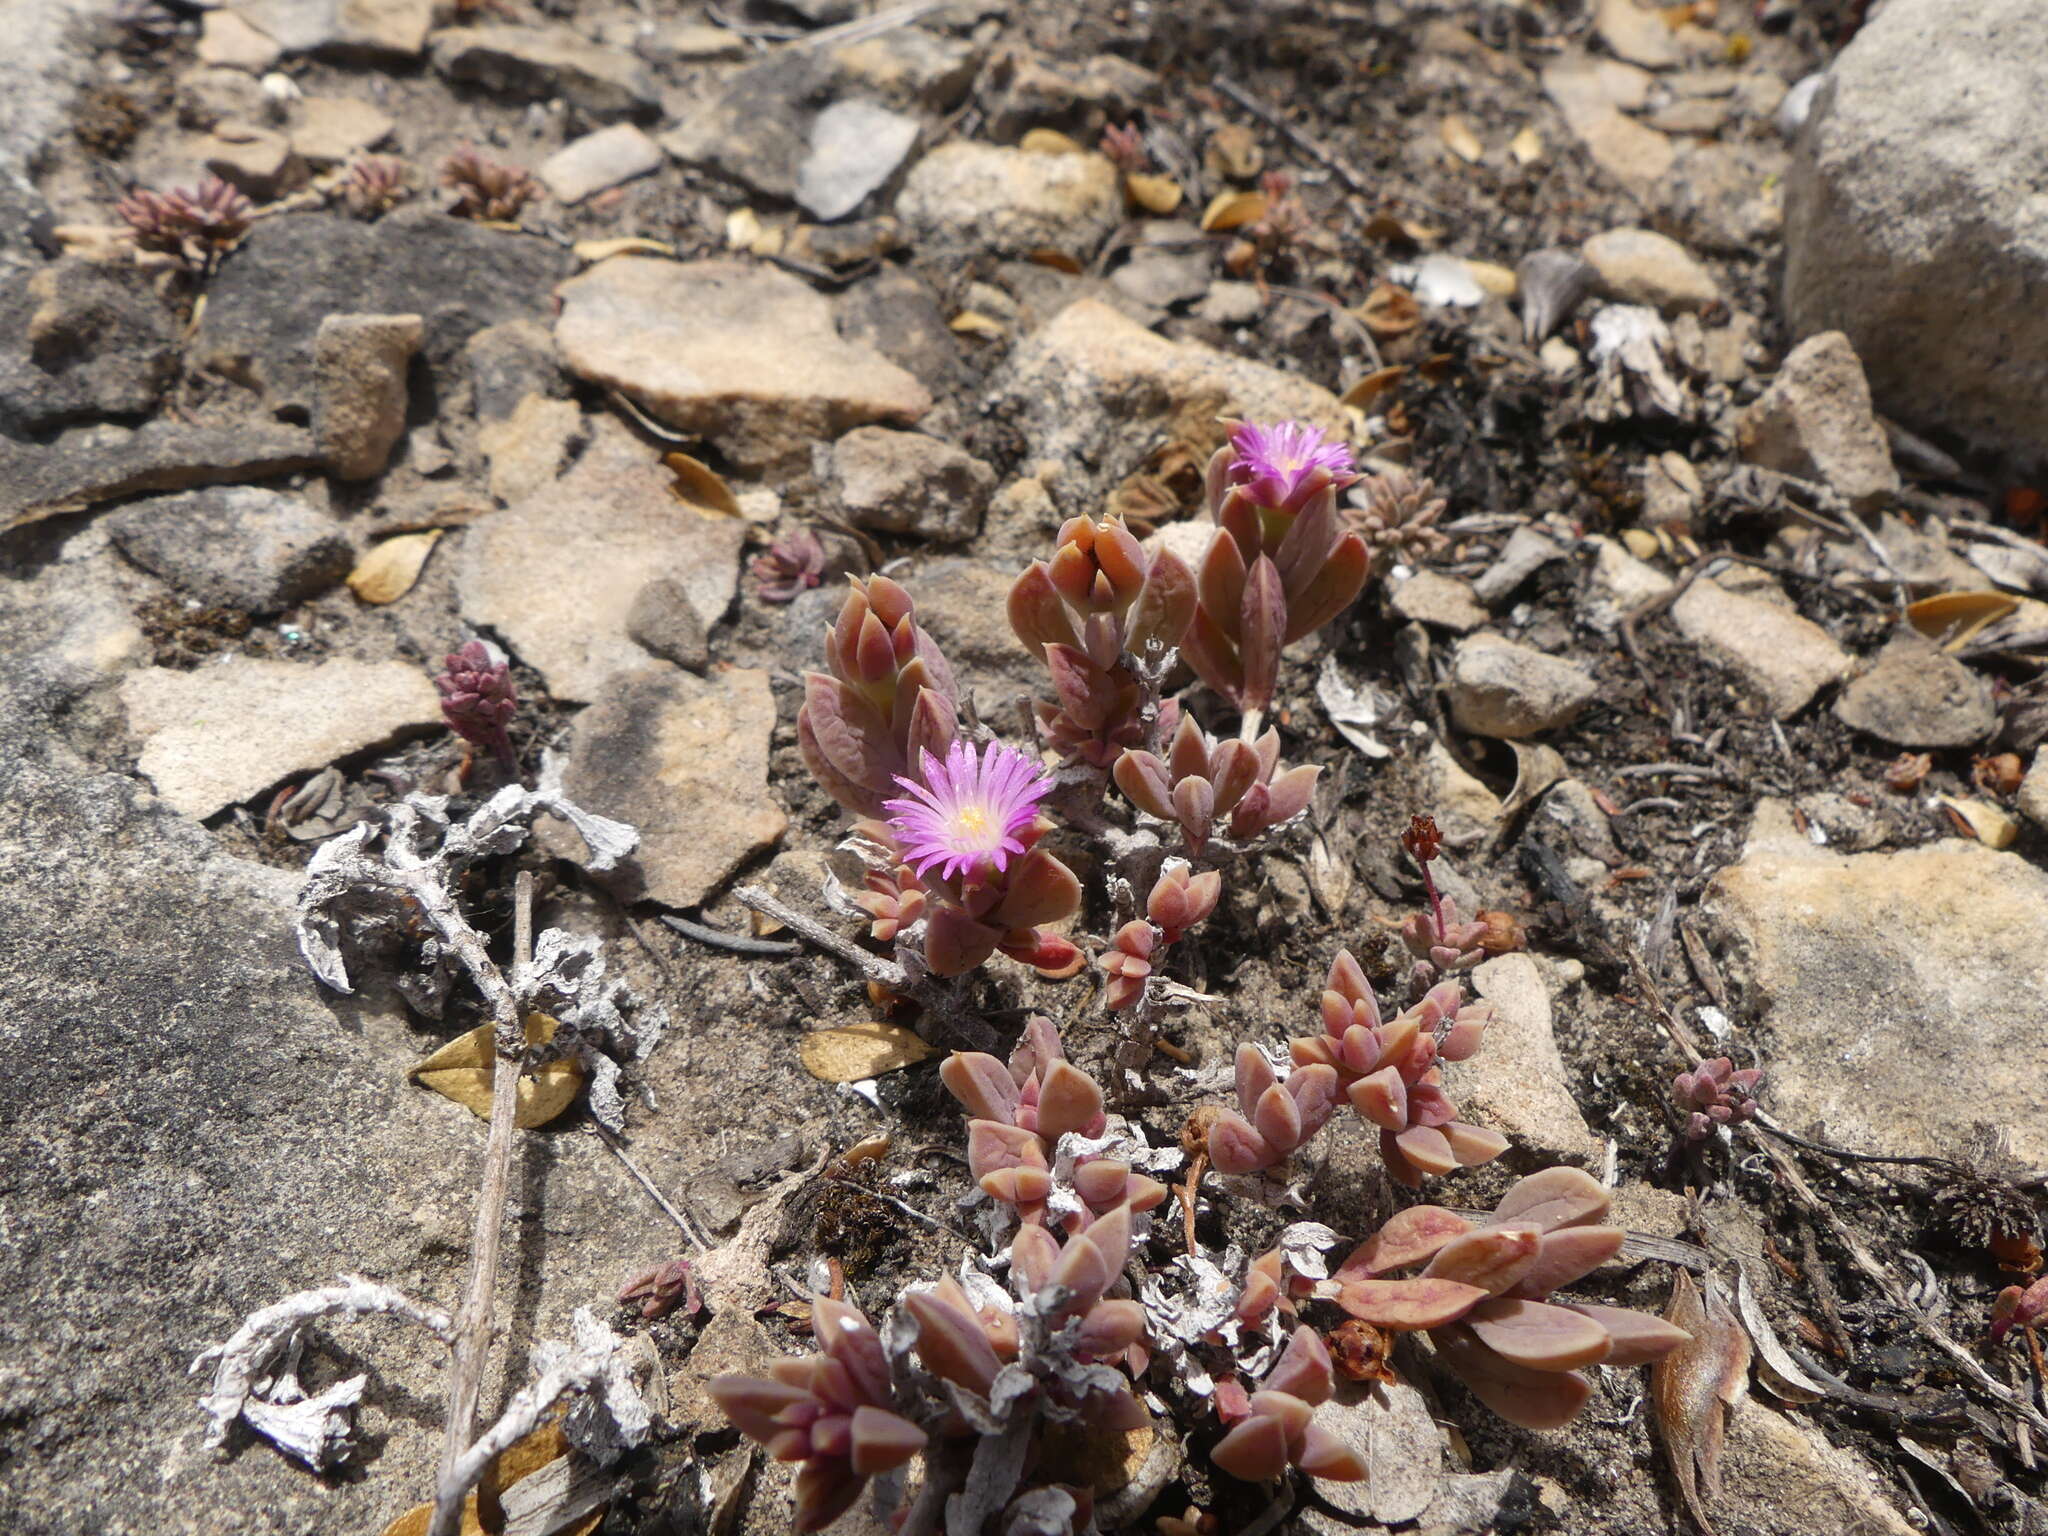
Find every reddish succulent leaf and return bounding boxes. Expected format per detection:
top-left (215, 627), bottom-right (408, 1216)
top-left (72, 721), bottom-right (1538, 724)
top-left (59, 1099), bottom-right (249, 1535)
top-left (1256, 762), bottom-right (1320, 828)
top-left (1265, 1326), bottom-right (1337, 1405)
top-left (1334, 1277), bottom-right (1488, 1331)
top-left (1008, 561), bottom-right (1081, 655)
top-left (1172, 774), bottom-right (1217, 844)
top-left (1247, 1389), bottom-right (1313, 1440)
top-left (1198, 516), bottom-right (1250, 628)
top-left (1287, 1062), bottom-right (1341, 1140)
top-left (1433, 1326), bottom-right (1596, 1431)
top-left (1464, 1298), bottom-right (1613, 1372)
top-left (1297, 1422), bottom-right (1369, 1481)
top-left (1283, 532), bottom-right (1370, 643)
top-left (1074, 1298), bottom-right (1148, 1357)
top-left (1035, 1060), bottom-right (1105, 1145)
top-left (1129, 547), bottom-right (1198, 654)
top-left (1253, 1082), bottom-right (1303, 1152)
top-left (706, 1375), bottom-right (811, 1442)
top-left (1112, 750), bottom-right (1175, 819)
top-left (1211, 1412), bottom-right (1290, 1482)
top-left (1349, 1064), bottom-right (1409, 1131)
top-left (1442, 1121), bottom-right (1510, 1168)
top-left (1011, 1222), bottom-right (1059, 1294)
top-left (1233, 1041), bottom-right (1278, 1114)
top-left (1272, 484), bottom-right (1339, 603)
top-left (794, 1457), bottom-right (864, 1533)
top-left (1210, 737), bottom-right (1261, 816)
top-left (1394, 1124), bottom-right (1457, 1178)
top-left (848, 1406), bottom-right (925, 1475)
top-left (797, 705), bottom-right (884, 816)
top-left (990, 848), bottom-right (1082, 930)
top-left (1080, 1201), bottom-right (1134, 1272)
top-left (1181, 603), bottom-right (1243, 704)
top-left (1207, 1108), bottom-right (1274, 1174)
top-left (1561, 1302), bottom-right (1692, 1368)
top-left (1652, 1270), bottom-right (1749, 1536)
top-left (1168, 711), bottom-right (1211, 783)
top-left (924, 906), bottom-right (1002, 977)
top-left (940, 1051), bottom-right (1020, 1126)
top-left (965, 1119), bottom-right (1044, 1183)
top-left (1237, 555), bottom-right (1286, 712)
top-left (904, 1288), bottom-right (1003, 1396)
top-left (1422, 1227), bottom-right (1540, 1296)
top-left (1505, 1226), bottom-right (1626, 1299)
top-left (1337, 1205), bottom-right (1473, 1277)
top-left (1488, 1166), bottom-right (1612, 1233)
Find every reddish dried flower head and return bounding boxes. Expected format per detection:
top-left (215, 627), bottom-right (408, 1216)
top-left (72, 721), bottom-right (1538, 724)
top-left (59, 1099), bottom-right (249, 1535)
top-left (884, 740), bottom-right (1053, 884)
top-left (433, 639), bottom-right (518, 771)
top-left (1401, 813), bottom-right (1444, 863)
top-left (1883, 752), bottom-right (1932, 794)
top-left (1100, 122), bottom-right (1148, 174)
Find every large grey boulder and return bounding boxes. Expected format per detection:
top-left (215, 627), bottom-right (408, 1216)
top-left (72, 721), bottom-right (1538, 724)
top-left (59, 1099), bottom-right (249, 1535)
top-left (1783, 0), bottom-right (2048, 463)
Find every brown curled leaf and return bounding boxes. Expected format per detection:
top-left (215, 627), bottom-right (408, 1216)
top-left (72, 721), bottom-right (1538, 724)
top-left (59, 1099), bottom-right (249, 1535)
top-left (1652, 1270), bottom-right (1750, 1536)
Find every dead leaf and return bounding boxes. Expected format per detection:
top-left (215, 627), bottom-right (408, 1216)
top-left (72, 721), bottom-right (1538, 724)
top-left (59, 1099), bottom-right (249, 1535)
top-left (1621, 528), bottom-right (1663, 560)
top-left (799, 1021), bottom-right (937, 1083)
top-left (1357, 281), bottom-right (1422, 339)
top-left (1465, 260), bottom-right (1518, 298)
top-left (1934, 794), bottom-right (2018, 849)
top-left (948, 310), bottom-right (1007, 340)
top-left (1652, 1271), bottom-right (1750, 1536)
top-left (573, 237), bottom-right (675, 263)
top-left (380, 1418), bottom-right (604, 1536)
top-left (1200, 189), bottom-right (1269, 232)
top-left (663, 453), bottom-right (741, 518)
top-left (1020, 127), bottom-right (1086, 155)
top-left (1339, 366), bottom-right (1407, 411)
top-left (1906, 589), bottom-right (2018, 650)
top-left (1125, 173), bottom-right (1184, 215)
top-left (347, 530), bottom-right (443, 605)
top-left (1026, 248), bottom-right (1083, 274)
top-left (380, 1492), bottom-right (488, 1536)
top-left (1509, 125), bottom-right (1545, 165)
top-left (1498, 741), bottom-right (1566, 821)
top-left (411, 1014), bottom-right (583, 1129)
top-left (1362, 212), bottom-right (1442, 247)
top-left (723, 208), bottom-right (782, 257)
top-left (1440, 115), bottom-right (1484, 164)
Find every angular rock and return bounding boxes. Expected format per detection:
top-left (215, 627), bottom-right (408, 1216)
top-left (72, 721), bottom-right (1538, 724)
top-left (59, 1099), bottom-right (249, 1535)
top-left (121, 657), bottom-right (440, 817)
top-left (0, 256), bottom-right (180, 434)
top-left (1833, 634), bottom-right (1995, 748)
top-left (106, 487), bottom-right (352, 614)
top-left (1389, 570), bottom-right (1487, 633)
top-left (546, 665), bottom-right (785, 908)
top-left (992, 298), bottom-right (1345, 496)
top-left (1309, 1378), bottom-right (1443, 1524)
top-left (1595, 0), bottom-right (1681, 69)
top-left (191, 209), bottom-right (572, 415)
top-left (312, 312), bottom-right (421, 481)
top-left (1464, 955), bottom-right (1602, 1167)
top-left (1541, 57), bottom-right (1674, 192)
top-left (1784, 0), bottom-right (2048, 465)
top-left (1708, 799), bottom-right (2048, 1164)
top-left (1110, 247), bottom-right (1212, 310)
top-left (0, 420), bottom-right (318, 535)
top-left (1582, 226), bottom-right (1720, 311)
top-left (896, 557), bottom-right (1044, 708)
top-left (831, 426), bottom-right (994, 545)
top-left (429, 26), bottom-right (657, 119)
top-left (538, 123), bottom-right (663, 205)
top-left (796, 99), bottom-right (920, 221)
top-left (552, 257), bottom-right (929, 471)
top-left (1448, 634), bottom-right (1597, 738)
top-left (1422, 738), bottom-right (1502, 850)
top-left (835, 267), bottom-right (961, 386)
top-left (465, 317), bottom-right (563, 422)
top-left (982, 49), bottom-right (1158, 140)
top-left (625, 577), bottom-right (709, 673)
top-left (174, 64), bottom-right (269, 131)
top-left (896, 143), bottom-right (1122, 258)
top-left (232, 0), bottom-right (432, 59)
top-left (198, 10), bottom-right (282, 72)
top-left (202, 122), bottom-right (304, 200)
top-left (1472, 525), bottom-right (1569, 607)
top-left (289, 96), bottom-right (394, 168)
top-left (1736, 331), bottom-right (1898, 514)
top-left (1665, 141), bottom-right (1787, 255)
top-left (456, 419), bottom-right (744, 702)
top-left (1670, 573), bottom-right (1850, 718)
top-left (477, 393), bottom-right (584, 505)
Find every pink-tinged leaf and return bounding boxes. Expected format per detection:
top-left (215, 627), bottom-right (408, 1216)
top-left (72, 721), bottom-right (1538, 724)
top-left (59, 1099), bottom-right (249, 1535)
top-left (1212, 1414), bottom-right (1290, 1483)
top-left (1198, 517), bottom-right (1251, 630)
top-left (991, 848), bottom-right (1082, 930)
top-left (1074, 1297), bottom-right (1148, 1358)
top-left (909, 625), bottom-right (958, 702)
top-left (1168, 711), bottom-right (1211, 783)
top-left (706, 1375), bottom-right (811, 1442)
top-left (1247, 1390), bottom-right (1313, 1440)
top-left (1036, 1060), bottom-right (1106, 1145)
top-left (1181, 603), bottom-right (1243, 703)
top-left (1488, 1166), bottom-right (1612, 1233)
top-left (800, 673), bottom-right (893, 796)
top-left (1297, 1422), bottom-right (1369, 1481)
top-left (904, 1288), bottom-right (1004, 1396)
top-left (1287, 1063), bottom-right (1341, 1141)
top-left (1047, 541), bottom-right (1095, 610)
top-left (1258, 763), bottom-right (1320, 829)
top-left (1172, 774), bottom-right (1217, 847)
top-left (1506, 1226), bottom-right (1626, 1299)
top-left (1013, 1013), bottom-right (1067, 1075)
top-left (1219, 494), bottom-right (1264, 564)
top-left (1443, 1121), bottom-right (1509, 1169)
top-left (1080, 1201), bottom-right (1134, 1274)
top-left (1072, 1156), bottom-right (1133, 1210)
top-left (1349, 1065), bottom-right (1409, 1132)
top-left (798, 704), bottom-right (884, 817)
top-left (1207, 1109), bottom-right (1275, 1175)
top-left (1112, 749), bottom-right (1176, 821)
top-left (1011, 1222), bottom-right (1059, 1295)
top-left (1273, 484), bottom-right (1339, 604)
top-left (1237, 1264), bottom-right (1283, 1326)
top-left (981, 1165), bottom-right (1051, 1209)
top-left (1653, 1270), bottom-right (1750, 1536)
top-left (1422, 1228), bottom-right (1540, 1296)
top-left (1122, 1172), bottom-right (1169, 1214)
top-left (1044, 643), bottom-right (1112, 724)
top-left (1438, 1010), bottom-right (1489, 1061)
top-left (809, 1410), bottom-right (852, 1459)
top-left (1403, 1078), bottom-right (1455, 1130)
top-left (794, 1457), bottom-right (864, 1534)
top-left (1334, 1277), bottom-right (1488, 1331)
top-left (1129, 547), bottom-right (1198, 654)
top-left (1325, 948), bottom-right (1372, 1005)
top-left (1380, 1128), bottom-right (1425, 1190)
top-left (1563, 1302), bottom-right (1692, 1368)
top-left (853, 609), bottom-right (897, 685)
top-left (1265, 1326), bottom-right (1337, 1405)
top-left (941, 1052), bottom-right (1021, 1125)
top-left (1433, 1326), bottom-right (1595, 1431)
top-left (1464, 1297), bottom-right (1613, 1372)
top-left (1207, 738), bottom-right (1260, 818)
top-left (1338, 1206), bottom-right (1473, 1278)
top-left (1282, 532), bottom-right (1370, 643)
top-left (966, 1119), bottom-right (1046, 1183)
top-left (925, 906), bottom-right (1002, 977)
top-left (1394, 1124), bottom-right (1458, 1178)
top-left (1373, 1012), bottom-right (1424, 1075)
top-left (1001, 927), bottom-right (1086, 977)
top-left (1238, 555), bottom-right (1286, 715)
top-left (1008, 561), bottom-right (1080, 655)
top-left (1289, 1035), bottom-right (1340, 1074)
top-left (1203, 441), bottom-right (1235, 519)
top-left (1049, 1231), bottom-right (1114, 1313)
top-left (1228, 783), bottom-right (1270, 841)
top-left (1253, 1082), bottom-right (1303, 1153)
top-left (814, 1299), bottom-right (890, 1404)
top-left (1096, 517), bottom-right (1147, 592)
top-left (866, 574), bottom-right (914, 630)
top-left (1233, 1041), bottom-right (1278, 1114)
top-left (848, 1405), bottom-right (926, 1475)
top-left (904, 685), bottom-right (958, 770)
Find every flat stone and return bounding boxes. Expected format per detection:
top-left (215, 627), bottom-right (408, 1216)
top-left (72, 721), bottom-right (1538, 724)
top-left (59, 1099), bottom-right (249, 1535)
top-left (835, 267), bottom-right (962, 387)
top-left (1464, 954), bottom-right (1602, 1166)
top-left (1665, 141), bottom-right (1786, 255)
top-left (552, 257), bottom-right (930, 472)
top-left (1833, 634), bottom-right (1995, 748)
top-left (546, 665), bottom-right (785, 908)
top-left (289, 96), bottom-right (394, 168)
top-left (1736, 331), bottom-right (1898, 514)
top-left (232, 0), bottom-right (432, 59)
top-left (1707, 799), bottom-right (2048, 1164)
top-left (429, 26), bottom-right (657, 119)
top-left (896, 142), bottom-right (1122, 258)
top-left (105, 487), bottom-right (352, 614)
top-left (1670, 573), bottom-right (1850, 719)
top-left (1471, 525), bottom-right (1569, 607)
top-left (122, 657), bottom-right (440, 818)
top-left (198, 9), bottom-right (282, 72)
top-left (831, 426), bottom-right (994, 544)
top-left (1447, 633), bottom-right (1597, 738)
top-left (625, 577), bottom-right (709, 672)
top-left (0, 256), bottom-right (180, 435)
top-left (896, 557), bottom-right (1044, 708)
top-left (477, 392), bottom-right (584, 504)
top-left (0, 420), bottom-right (318, 536)
top-left (1723, 1400), bottom-right (1916, 1536)
top-left (312, 312), bottom-right (420, 481)
top-left (456, 419), bottom-right (744, 702)
top-left (1110, 247), bottom-right (1213, 310)
top-left (1389, 570), bottom-right (1487, 633)
top-left (1309, 1378), bottom-right (1443, 1524)
top-left (202, 122), bottom-right (304, 200)
top-left (796, 99), bottom-right (920, 221)
top-left (1581, 226), bottom-right (1720, 311)
top-left (1595, 0), bottom-right (1681, 68)
top-left (1542, 57), bottom-right (1675, 192)
top-left (464, 317), bottom-right (563, 422)
top-left (649, 21), bottom-right (748, 62)
top-left (1422, 738), bottom-right (1503, 850)
top-left (191, 209), bottom-right (572, 415)
top-left (537, 123), bottom-right (663, 205)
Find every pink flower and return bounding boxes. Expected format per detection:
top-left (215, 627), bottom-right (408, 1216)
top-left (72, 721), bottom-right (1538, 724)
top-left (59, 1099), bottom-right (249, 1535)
top-left (1226, 420), bottom-right (1357, 507)
top-left (884, 740), bottom-right (1053, 883)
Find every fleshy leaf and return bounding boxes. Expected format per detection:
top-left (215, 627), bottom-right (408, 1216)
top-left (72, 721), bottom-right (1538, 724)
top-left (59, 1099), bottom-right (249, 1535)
top-left (1463, 1298), bottom-right (1613, 1372)
top-left (1334, 1277), bottom-right (1488, 1331)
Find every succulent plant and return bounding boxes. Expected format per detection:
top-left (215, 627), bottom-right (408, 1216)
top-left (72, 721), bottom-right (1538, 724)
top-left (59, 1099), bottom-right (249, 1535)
top-left (1112, 714), bottom-right (1320, 855)
top-left (1205, 1044), bottom-right (1341, 1176)
top-left (432, 639), bottom-right (519, 773)
top-left (1185, 420), bottom-right (1369, 720)
top-left (440, 145), bottom-right (539, 222)
top-left (341, 156), bottom-right (411, 219)
top-left (1397, 814), bottom-right (1486, 992)
top-left (1210, 1325), bottom-right (1366, 1482)
top-left (1344, 468), bottom-right (1450, 576)
top-left (1099, 861), bottom-right (1220, 1012)
top-left (1991, 1275), bottom-right (2048, 1344)
top-left (751, 526), bottom-right (828, 603)
top-left (1671, 1057), bottom-right (1764, 1143)
top-left (116, 176), bottom-right (254, 265)
top-left (1328, 1167), bottom-right (1691, 1429)
top-left (1290, 952), bottom-right (1505, 1187)
top-left (1099, 122), bottom-right (1149, 175)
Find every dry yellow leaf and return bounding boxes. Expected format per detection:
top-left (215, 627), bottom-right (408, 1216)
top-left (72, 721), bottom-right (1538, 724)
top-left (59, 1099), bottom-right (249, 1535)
top-left (1340, 366), bottom-right (1408, 411)
top-left (1363, 212), bottom-right (1442, 247)
top-left (1509, 125), bottom-right (1545, 165)
top-left (380, 1492), bottom-right (488, 1536)
top-left (1440, 115), bottom-right (1484, 164)
top-left (1621, 527), bottom-right (1663, 560)
top-left (1026, 248), bottom-right (1084, 274)
top-left (1357, 281), bottom-right (1422, 339)
top-left (663, 452), bottom-right (742, 518)
top-left (381, 1418), bottom-right (603, 1536)
top-left (799, 1021), bottom-right (937, 1083)
top-left (948, 310), bottom-right (1007, 339)
top-left (1906, 590), bottom-right (2018, 650)
top-left (1125, 173), bottom-right (1184, 215)
top-left (573, 236), bottom-right (675, 263)
top-left (348, 530), bottom-right (443, 605)
top-left (1020, 128), bottom-right (1085, 156)
top-left (1936, 794), bottom-right (2018, 849)
top-left (411, 1014), bottom-right (583, 1129)
top-left (1200, 189), bottom-right (1269, 232)
top-left (1465, 260), bottom-right (1519, 298)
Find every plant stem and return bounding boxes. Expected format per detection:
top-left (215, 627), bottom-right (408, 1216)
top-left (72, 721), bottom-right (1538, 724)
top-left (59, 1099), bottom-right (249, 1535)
top-left (430, 871), bottom-right (533, 1536)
